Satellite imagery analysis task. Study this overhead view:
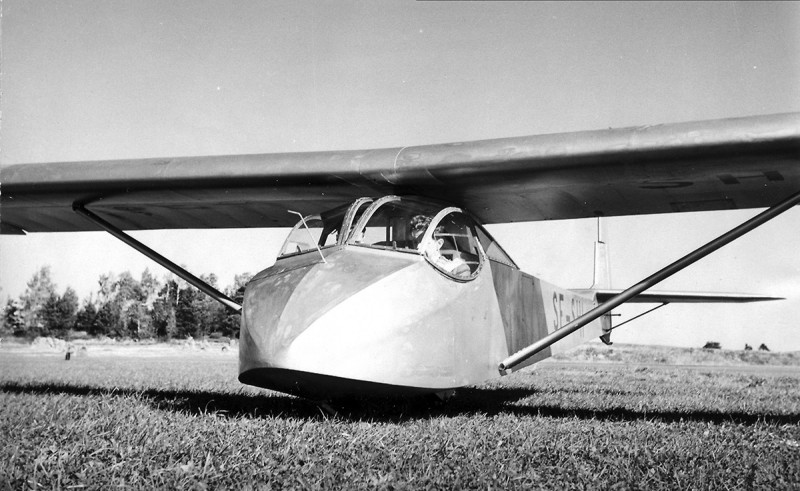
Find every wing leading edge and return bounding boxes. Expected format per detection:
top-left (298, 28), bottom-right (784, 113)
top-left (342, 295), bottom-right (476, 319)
top-left (2, 112), bottom-right (798, 234)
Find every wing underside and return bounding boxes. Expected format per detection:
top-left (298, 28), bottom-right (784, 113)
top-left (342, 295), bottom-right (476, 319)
top-left (2, 112), bottom-right (799, 234)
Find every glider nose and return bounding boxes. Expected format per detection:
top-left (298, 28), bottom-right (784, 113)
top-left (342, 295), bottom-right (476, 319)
top-left (238, 248), bottom-right (420, 389)
top-left (239, 246), bottom-right (506, 398)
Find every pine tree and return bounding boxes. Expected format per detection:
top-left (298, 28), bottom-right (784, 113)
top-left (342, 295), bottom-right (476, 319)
top-left (152, 279), bottom-right (179, 339)
top-left (175, 284), bottom-right (198, 338)
top-left (2, 298), bottom-right (24, 335)
top-left (75, 299), bottom-right (101, 335)
top-left (41, 287), bottom-right (79, 336)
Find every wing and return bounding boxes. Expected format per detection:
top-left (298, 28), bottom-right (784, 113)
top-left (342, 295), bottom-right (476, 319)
top-left (2, 112), bottom-right (799, 233)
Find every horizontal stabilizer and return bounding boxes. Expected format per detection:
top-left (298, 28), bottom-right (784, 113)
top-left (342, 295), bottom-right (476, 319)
top-left (573, 289), bottom-right (783, 303)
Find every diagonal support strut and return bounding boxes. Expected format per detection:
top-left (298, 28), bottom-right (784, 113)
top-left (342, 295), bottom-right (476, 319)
top-left (73, 203), bottom-right (242, 313)
top-left (499, 189), bottom-right (800, 374)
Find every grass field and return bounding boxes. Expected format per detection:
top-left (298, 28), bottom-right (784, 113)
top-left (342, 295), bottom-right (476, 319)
top-left (1, 344), bottom-right (799, 489)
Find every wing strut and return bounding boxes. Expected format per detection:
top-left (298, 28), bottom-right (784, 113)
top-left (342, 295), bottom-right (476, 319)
top-left (73, 204), bottom-right (242, 313)
top-left (499, 189), bottom-right (800, 374)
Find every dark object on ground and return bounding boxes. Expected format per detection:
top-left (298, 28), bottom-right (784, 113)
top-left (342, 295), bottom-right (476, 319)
top-left (759, 343), bottom-right (770, 352)
top-left (744, 344), bottom-right (753, 351)
top-left (703, 341), bottom-right (721, 349)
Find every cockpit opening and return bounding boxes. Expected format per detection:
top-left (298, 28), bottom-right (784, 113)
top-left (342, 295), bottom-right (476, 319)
top-left (350, 196), bottom-right (443, 251)
top-left (277, 196), bottom-right (490, 281)
top-left (417, 207), bottom-right (484, 280)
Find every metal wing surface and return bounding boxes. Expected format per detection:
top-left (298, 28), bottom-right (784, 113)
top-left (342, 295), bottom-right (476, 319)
top-left (2, 112), bottom-right (798, 234)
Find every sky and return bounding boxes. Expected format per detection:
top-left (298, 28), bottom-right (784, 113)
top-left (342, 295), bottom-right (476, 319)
top-left (1, 1), bottom-right (799, 350)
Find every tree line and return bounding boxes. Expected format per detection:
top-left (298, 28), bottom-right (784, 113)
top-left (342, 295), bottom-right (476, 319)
top-left (2, 266), bottom-right (251, 340)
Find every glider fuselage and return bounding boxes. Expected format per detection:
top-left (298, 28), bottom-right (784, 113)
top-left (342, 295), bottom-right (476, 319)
top-left (237, 196), bottom-right (608, 399)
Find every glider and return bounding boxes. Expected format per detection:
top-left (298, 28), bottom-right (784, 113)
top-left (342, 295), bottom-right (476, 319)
top-left (2, 112), bottom-right (798, 399)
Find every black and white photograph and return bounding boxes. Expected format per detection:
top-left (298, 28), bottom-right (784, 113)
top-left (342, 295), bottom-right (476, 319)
top-left (1, 1), bottom-right (799, 488)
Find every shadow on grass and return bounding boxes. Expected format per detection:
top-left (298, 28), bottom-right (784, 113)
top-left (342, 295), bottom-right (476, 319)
top-left (2, 381), bottom-right (799, 425)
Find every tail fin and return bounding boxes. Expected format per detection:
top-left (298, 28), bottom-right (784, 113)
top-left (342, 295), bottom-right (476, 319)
top-left (590, 219), bottom-right (613, 344)
top-left (591, 239), bottom-right (612, 289)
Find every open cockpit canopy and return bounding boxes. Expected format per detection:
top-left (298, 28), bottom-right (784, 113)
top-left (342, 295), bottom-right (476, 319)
top-left (279, 196), bottom-right (518, 281)
top-left (349, 196), bottom-right (442, 251)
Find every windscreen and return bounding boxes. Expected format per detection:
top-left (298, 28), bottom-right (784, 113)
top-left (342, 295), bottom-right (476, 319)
top-left (278, 215), bottom-right (338, 257)
top-left (278, 203), bottom-right (350, 258)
